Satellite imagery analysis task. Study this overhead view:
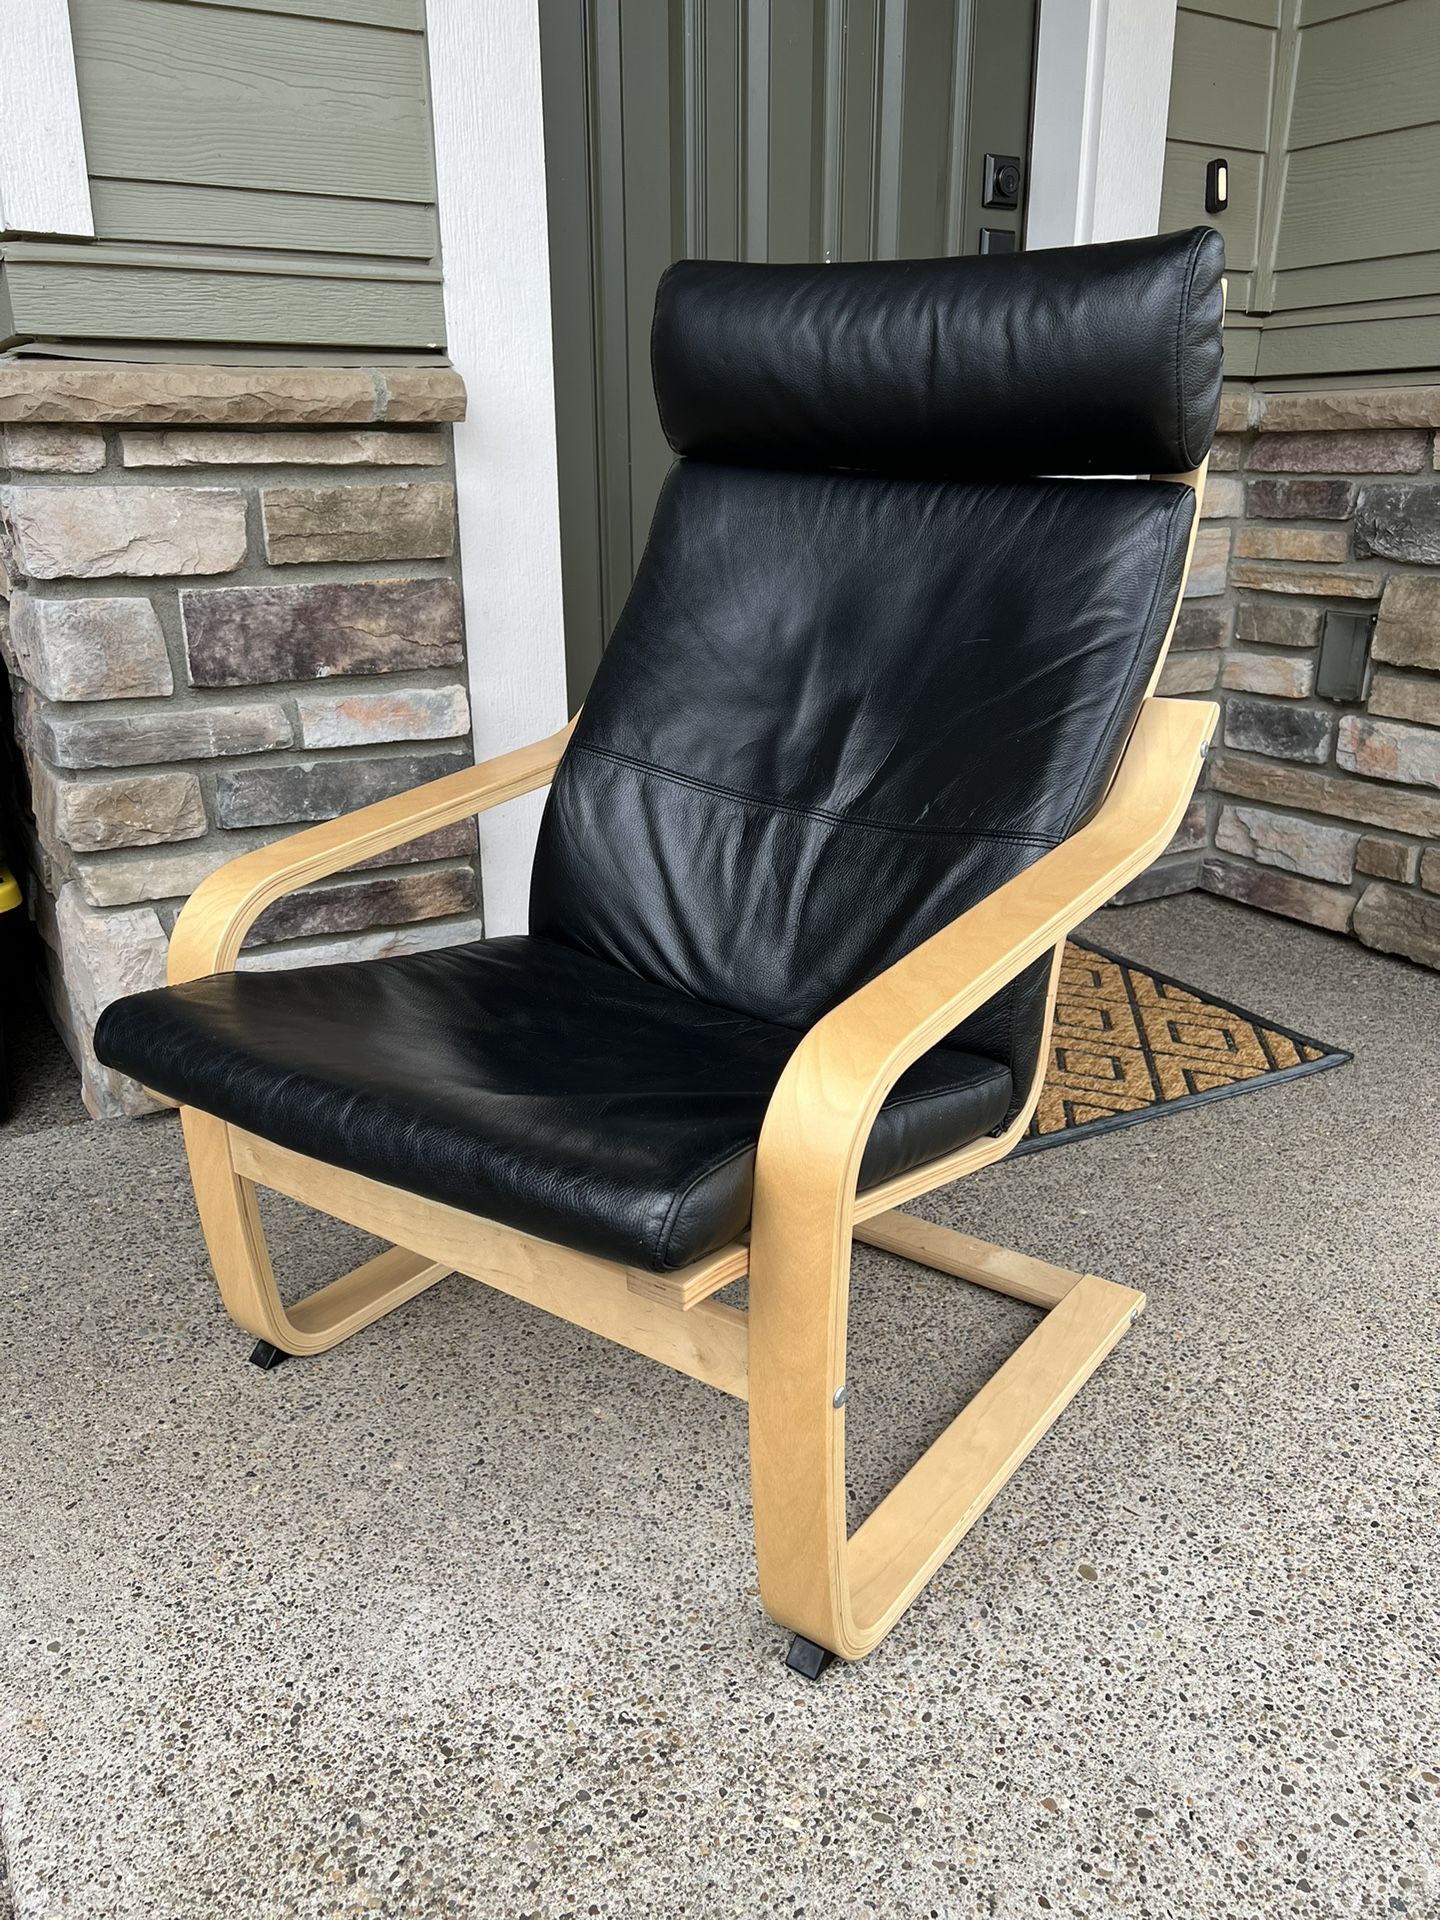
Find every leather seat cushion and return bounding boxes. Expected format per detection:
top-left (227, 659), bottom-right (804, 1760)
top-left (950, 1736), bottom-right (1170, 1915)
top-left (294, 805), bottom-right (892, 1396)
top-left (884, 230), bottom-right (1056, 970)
top-left (94, 934), bottom-right (1012, 1274)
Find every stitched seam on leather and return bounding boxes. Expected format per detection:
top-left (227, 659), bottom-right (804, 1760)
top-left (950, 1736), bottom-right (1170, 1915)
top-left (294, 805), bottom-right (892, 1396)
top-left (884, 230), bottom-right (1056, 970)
top-left (1174, 230), bottom-right (1206, 471)
top-left (571, 742), bottom-right (1059, 849)
top-left (1058, 490), bottom-right (1192, 841)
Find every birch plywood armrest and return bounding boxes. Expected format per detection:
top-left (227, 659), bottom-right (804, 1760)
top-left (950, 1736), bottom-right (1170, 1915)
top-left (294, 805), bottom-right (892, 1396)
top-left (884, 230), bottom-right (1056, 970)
top-left (753, 695), bottom-right (1217, 1195)
top-left (167, 720), bottom-right (577, 985)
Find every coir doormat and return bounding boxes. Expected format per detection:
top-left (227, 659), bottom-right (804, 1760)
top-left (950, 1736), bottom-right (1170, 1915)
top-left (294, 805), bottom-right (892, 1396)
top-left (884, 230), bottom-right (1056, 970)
top-left (1014, 940), bottom-right (1350, 1154)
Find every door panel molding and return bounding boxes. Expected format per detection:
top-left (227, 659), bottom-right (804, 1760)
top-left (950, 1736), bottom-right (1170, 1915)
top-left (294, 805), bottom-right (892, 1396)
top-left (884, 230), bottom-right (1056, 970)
top-left (541, 0), bottom-right (1038, 704)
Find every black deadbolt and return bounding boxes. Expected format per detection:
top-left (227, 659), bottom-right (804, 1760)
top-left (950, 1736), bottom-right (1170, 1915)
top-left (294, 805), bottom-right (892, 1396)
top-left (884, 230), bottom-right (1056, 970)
top-left (983, 153), bottom-right (1023, 210)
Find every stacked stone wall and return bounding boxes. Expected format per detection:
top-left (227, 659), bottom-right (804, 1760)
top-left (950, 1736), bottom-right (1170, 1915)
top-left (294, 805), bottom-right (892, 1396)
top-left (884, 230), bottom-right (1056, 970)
top-left (1118, 382), bottom-right (1440, 972)
top-left (0, 364), bottom-right (481, 1116)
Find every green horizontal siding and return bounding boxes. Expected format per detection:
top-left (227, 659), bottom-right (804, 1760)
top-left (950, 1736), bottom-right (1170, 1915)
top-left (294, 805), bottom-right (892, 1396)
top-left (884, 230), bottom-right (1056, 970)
top-left (1, 0), bottom-right (443, 356)
top-left (1164, 0), bottom-right (1440, 379)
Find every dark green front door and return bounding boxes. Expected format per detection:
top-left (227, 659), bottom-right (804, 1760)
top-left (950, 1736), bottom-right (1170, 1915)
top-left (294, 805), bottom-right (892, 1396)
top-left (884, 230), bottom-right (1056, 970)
top-left (540, 0), bottom-right (1038, 704)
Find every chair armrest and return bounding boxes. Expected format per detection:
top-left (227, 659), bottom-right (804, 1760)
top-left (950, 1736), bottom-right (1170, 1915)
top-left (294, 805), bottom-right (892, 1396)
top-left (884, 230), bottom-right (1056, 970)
top-left (753, 696), bottom-right (1217, 1200)
top-left (168, 719), bottom-right (577, 985)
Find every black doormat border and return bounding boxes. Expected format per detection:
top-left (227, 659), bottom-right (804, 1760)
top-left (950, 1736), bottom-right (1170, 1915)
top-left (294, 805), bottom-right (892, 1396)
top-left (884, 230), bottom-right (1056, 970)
top-left (1010, 940), bottom-right (1352, 1157)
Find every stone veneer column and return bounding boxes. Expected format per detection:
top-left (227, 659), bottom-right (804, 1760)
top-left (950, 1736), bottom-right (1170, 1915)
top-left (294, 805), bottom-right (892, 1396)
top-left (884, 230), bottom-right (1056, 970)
top-left (0, 363), bottom-right (485, 1117)
top-left (1110, 382), bottom-right (1440, 974)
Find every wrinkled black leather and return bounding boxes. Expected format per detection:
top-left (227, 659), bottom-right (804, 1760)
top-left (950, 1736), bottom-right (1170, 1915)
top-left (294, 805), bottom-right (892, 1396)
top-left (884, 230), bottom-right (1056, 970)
top-left (95, 233), bottom-right (1222, 1275)
top-left (94, 936), bottom-right (1011, 1272)
top-left (653, 229), bottom-right (1225, 479)
top-left (533, 465), bottom-right (1195, 1098)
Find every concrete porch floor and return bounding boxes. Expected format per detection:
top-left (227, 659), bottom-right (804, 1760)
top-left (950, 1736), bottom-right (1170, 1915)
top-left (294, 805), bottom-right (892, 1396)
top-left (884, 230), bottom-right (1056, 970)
top-left (0, 892), bottom-right (1435, 1919)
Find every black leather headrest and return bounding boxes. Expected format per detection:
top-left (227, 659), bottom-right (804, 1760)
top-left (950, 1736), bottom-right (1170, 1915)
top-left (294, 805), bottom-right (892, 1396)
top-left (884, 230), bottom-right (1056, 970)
top-left (652, 228), bottom-right (1225, 480)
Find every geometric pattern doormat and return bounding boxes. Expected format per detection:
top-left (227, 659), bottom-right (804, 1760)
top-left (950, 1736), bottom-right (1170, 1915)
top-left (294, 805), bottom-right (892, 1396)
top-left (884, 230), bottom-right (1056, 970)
top-left (1014, 940), bottom-right (1350, 1154)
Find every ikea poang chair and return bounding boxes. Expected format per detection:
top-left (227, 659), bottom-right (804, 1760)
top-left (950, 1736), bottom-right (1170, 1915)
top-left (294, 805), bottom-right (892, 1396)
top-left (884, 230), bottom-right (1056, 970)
top-left (97, 228), bottom-right (1225, 1673)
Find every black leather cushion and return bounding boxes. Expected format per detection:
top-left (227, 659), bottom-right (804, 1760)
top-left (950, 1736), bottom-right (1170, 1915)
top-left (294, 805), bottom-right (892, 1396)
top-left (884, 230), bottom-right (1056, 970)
top-left (653, 228), bottom-right (1224, 480)
top-left (95, 234), bottom-right (1222, 1276)
top-left (94, 935), bottom-right (1011, 1273)
top-left (533, 465), bottom-right (1195, 1109)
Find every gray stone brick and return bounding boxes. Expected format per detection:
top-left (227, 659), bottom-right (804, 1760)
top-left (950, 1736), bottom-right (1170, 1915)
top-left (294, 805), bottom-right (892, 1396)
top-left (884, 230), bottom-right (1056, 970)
top-left (1211, 751), bottom-right (1440, 837)
top-left (183, 578), bottom-right (464, 686)
top-left (74, 843), bottom-right (233, 908)
top-left (1373, 576), bottom-right (1440, 672)
top-left (378, 369), bottom-right (467, 425)
top-left (1246, 477), bottom-right (1356, 520)
top-left (32, 761), bottom-right (206, 854)
top-left (1200, 475), bottom-right (1242, 518)
top-left (1236, 526), bottom-right (1348, 563)
top-left (1215, 804), bottom-right (1357, 883)
top-left (1219, 653), bottom-right (1315, 698)
top-left (1257, 388), bottom-right (1440, 432)
top-left (121, 428), bottom-right (445, 468)
top-left (1235, 603), bottom-right (1322, 650)
top-left (1230, 562), bottom-right (1380, 599)
top-left (1247, 430), bottom-right (1428, 475)
top-left (1353, 484), bottom-right (1440, 565)
top-left (351, 819), bottom-right (478, 872)
top-left (1223, 698), bottom-right (1332, 764)
top-left (295, 684), bottom-right (470, 749)
top-left (1367, 672), bottom-right (1440, 727)
top-left (236, 913), bottom-right (486, 974)
top-left (1182, 526), bottom-right (1230, 598)
top-left (0, 363), bottom-right (379, 427)
top-left (0, 483), bottom-right (246, 579)
top-left (1353, 882), bottom-right (1440, 969)
top-left (1169, 793), bottom-right (1208, 854)
top-left (1217, 389), bottom-right (1252, 433)
top-left (36, 701), bottom-right (292, 770)
top-left (1355, 835), bottom-right (1420, 885)
top-left (1156, 651), bottom-right (1218, 695)
top-left (1171, 604), bottom-right (1234, 651)
top-left (7, 593), bottom-right (173, 701)
top-left (1, 426), bottom-right (106, 473)
top-left (245, 866), bottom-right (479, 947)
top-left (1336, 714), bottom-right (1440, 790)
top-left (214, 750), bottom-right (468, 829)
top-left (1108, 855), bottom-right (1202, 906)
top-left (1201, 857), bottom-right (1354, 933)
top-left (261, 482), bottom-right (455, 564)
top-left (74, 819), bottom-right (478, 907)
top-left (53, 884), bottom-right (170, 1117)
top-left (1422, 848), bottom-right (1440, 895)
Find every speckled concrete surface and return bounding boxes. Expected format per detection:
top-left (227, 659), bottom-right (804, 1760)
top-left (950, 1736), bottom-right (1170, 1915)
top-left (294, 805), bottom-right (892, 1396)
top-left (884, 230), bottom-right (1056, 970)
top-left (1, 894), bottom-right (1435, 1919)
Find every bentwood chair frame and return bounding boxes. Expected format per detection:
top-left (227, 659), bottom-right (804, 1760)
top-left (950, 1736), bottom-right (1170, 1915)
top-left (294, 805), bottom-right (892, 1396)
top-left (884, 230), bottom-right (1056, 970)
top-left (162, 438), bottom-right (1215, 1670)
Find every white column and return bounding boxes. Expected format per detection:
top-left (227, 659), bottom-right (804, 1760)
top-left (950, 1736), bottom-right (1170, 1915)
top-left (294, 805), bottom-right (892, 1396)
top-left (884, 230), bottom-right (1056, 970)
top-left (427, 2), bottom-right (569, 935)
top-left (1028, 0), bottom-right (1179, 249)
top-left (0, 0), bottom-right (94, 237)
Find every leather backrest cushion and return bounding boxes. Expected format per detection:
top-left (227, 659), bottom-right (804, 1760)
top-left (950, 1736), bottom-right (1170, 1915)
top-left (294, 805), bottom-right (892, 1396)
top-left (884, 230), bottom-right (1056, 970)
top-left (653, 228), bottom-right (1225, 481)
top-left (531, 462), bottom-right (1194, 1087)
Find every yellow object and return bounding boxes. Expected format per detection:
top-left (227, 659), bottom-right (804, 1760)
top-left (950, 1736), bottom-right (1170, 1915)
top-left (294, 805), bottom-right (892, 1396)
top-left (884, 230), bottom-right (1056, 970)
top-left (0, 864), bottom-right (21, 915)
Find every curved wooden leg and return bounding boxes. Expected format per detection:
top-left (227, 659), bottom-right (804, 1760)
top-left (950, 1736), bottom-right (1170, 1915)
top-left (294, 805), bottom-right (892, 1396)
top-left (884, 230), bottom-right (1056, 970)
top-left (180, 1108), bottom-right (452, 1357)
top-left (748, 1183), bottom-right (1145, 1663)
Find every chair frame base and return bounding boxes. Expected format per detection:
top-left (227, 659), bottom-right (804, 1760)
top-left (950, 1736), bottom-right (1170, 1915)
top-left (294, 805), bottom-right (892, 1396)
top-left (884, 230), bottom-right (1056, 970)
top-left (159, 456), bottom-right (1218, 1665)
top-left (183, 1053), bottom-right (1144, 1664)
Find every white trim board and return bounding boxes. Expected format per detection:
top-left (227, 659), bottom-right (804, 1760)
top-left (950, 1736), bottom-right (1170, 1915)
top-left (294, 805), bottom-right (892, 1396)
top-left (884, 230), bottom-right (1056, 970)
top-left (1028, 0), bottom-right (1178, 249)
top-left (0, 0), bottom-right (94, 238)
top-left (426, 1), bottom-right (569, 935)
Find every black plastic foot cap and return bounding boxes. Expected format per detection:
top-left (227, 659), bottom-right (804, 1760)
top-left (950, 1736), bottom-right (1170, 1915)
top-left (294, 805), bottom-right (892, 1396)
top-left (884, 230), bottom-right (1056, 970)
top-left (785, 1634), bottom-right (836, 1680)
top-left (248, 1340), bottom-right (292, 1371)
